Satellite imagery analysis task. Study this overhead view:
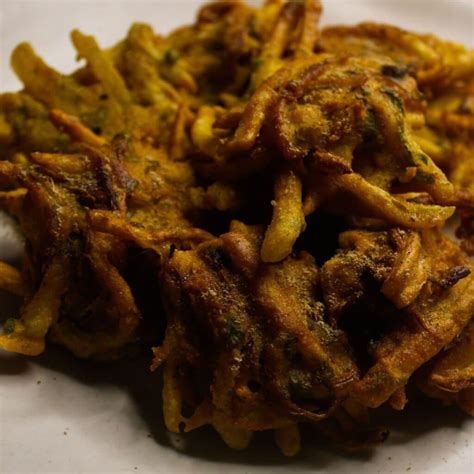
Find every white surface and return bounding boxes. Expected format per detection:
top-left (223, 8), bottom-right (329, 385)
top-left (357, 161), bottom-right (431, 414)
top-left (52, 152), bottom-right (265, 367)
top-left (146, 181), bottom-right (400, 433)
top-left (0, 1), bottom-right (473, 473)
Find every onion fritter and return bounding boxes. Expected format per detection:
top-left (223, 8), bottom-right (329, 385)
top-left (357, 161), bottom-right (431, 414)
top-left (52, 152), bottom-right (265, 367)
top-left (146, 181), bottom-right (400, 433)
top-left (0, 0), bottom-right (473, 457)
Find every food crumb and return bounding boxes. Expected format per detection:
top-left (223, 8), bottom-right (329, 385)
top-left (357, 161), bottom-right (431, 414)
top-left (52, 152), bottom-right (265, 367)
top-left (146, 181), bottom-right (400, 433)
top-left (406, 468), bottom-right (411, 471)
top-left (36, 380), bottom-right (41, 384)
top-left (63, 432), bottom-right (67, 435)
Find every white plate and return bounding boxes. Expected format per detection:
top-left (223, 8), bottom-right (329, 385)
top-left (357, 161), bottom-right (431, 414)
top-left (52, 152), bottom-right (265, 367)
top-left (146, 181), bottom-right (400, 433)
top-left (0, 1), bottom-right (473, 473)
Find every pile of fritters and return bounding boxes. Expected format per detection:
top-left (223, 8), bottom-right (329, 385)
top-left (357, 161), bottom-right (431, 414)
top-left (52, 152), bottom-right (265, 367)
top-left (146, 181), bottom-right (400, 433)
top-left (0, 0), bottom-right (473, 456)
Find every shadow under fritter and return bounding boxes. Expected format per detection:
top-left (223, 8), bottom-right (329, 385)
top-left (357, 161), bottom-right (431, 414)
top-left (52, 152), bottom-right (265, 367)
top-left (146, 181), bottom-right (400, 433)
top-left (0, 342), bottom-right (466, 468)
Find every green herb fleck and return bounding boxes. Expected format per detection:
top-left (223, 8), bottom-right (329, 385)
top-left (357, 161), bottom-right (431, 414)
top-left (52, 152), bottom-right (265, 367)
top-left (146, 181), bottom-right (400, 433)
top-left (18, 105), bottom-right (29, 115)
top-left (289, 370), bottom-right (313, 398)
top-left (382, 88), bottom-right (405, 113)
top-left (127, 176), bottom-right (139, 192)
top-left (416, 153), bottom-right (429, 165)
top-left (381, 64), bottom-right (408, 78)
top-left (227, 315), bottom-right (244, 346)
top-left (164, 48), bottom-right (179, 66)
top-left (363, 107), bottom-right (379, 143)
top-left (415, 170), bottom-right (435, 184)
top-left (2, 318), bottom-right (16, 335)
top-left (354, 86), bottom-right (370, 98)
top-left (253, 58), bottom-right (264, 69)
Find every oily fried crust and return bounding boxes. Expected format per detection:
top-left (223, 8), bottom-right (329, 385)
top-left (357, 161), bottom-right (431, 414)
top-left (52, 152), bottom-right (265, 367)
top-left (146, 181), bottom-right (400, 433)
top-left (348, 231), bottom-right (474, 408)
top-left (319, 23), bottom-right (474, 90)
top-left (417, 320), bottom-right (474, 416)
top-left (158, 225), bottom-right (358, 429)
top-left (352, 271), bottom-right (474, 407)
top-left (191, 53), bottom-right (459, 266)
